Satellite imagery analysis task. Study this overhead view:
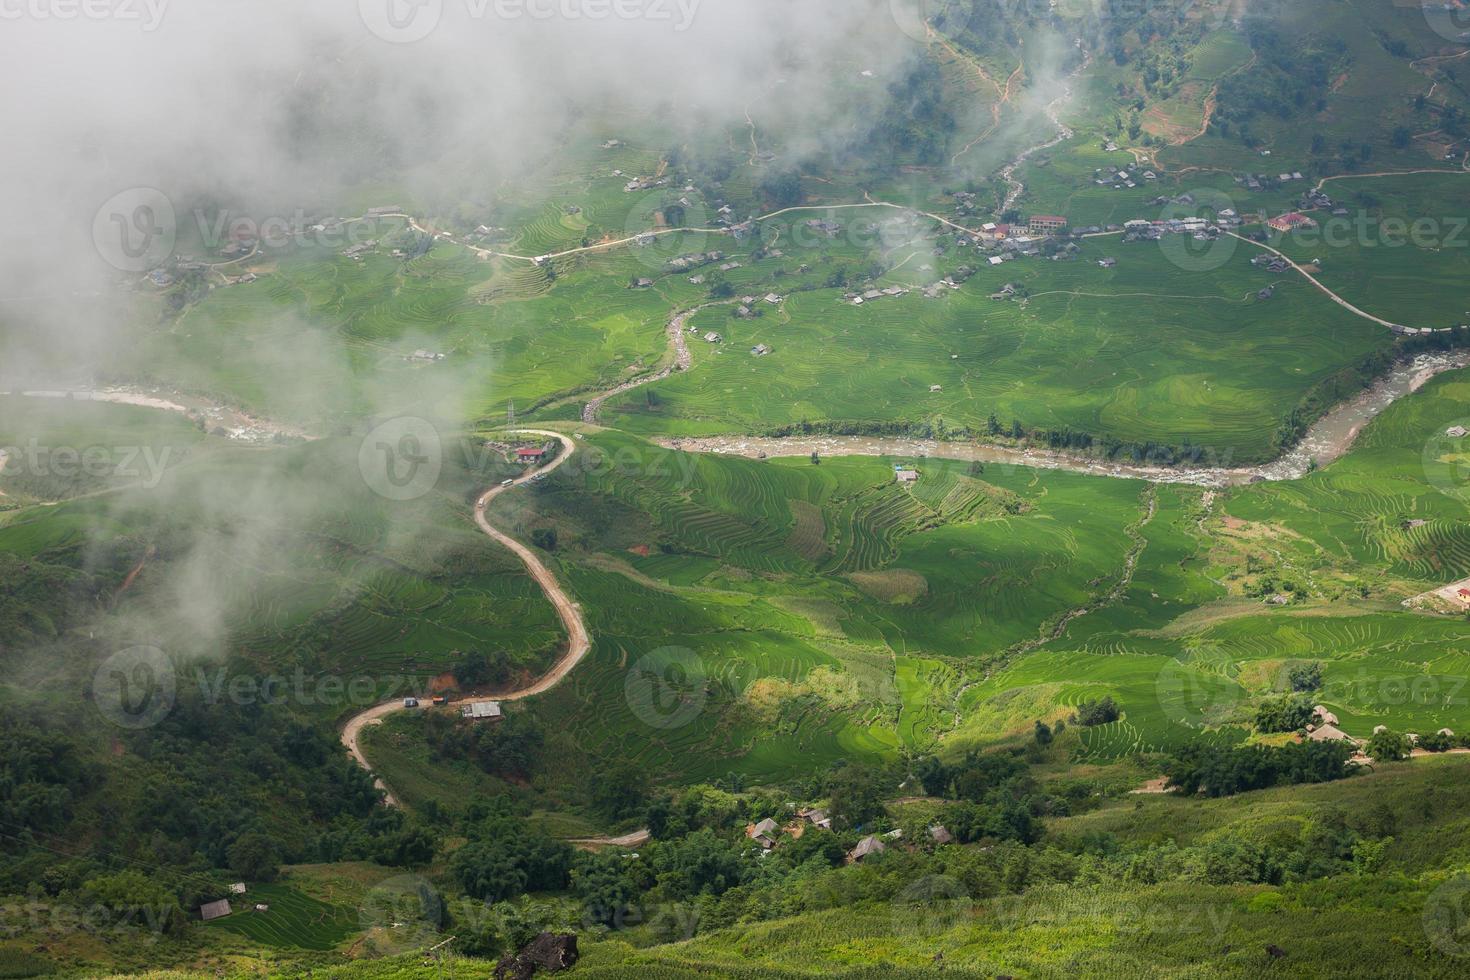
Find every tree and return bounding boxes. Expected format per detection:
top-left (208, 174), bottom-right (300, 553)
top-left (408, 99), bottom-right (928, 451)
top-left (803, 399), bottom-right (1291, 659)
top-left (810, 451), bottom-right (821, 465)
top-left (591, 761), bottom-right (651, 822)
top-left (1255, 695), bottom-right (1315, 734)
top-left (826, 764), bottom-right (887, 830)
top-left (1076, 697), bottom-right (1120, 727)
top-left (80, 871), bottom-right (188, 936)
top-left (1034, 721), bottom-right (1053, 746)
top-left (1366, 728), bottom-right (1412, 762)
top-left (573, 849), bottom-right (642, 927)
top-left (1287, 662), bottom-right (1323, 692)
top-left (531, 528), bottom-right (558, 551)
top-left (454, 650), bottom-right (511, 689)
top-left (227, 832), bottom-right (281, 883)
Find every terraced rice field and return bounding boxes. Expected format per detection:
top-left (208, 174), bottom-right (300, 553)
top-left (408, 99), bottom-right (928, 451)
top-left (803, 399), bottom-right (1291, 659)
top-left (203, 884), bottom-right (356, 951)
top-left (603, 245), bottom-right (1387, 462)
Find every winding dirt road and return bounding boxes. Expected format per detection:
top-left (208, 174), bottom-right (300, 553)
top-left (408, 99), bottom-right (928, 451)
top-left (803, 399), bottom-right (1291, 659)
top-left (582, 304), bottom-right (705, 424)
top-left (1226, 232), bottom-right (1405, 331)
top-left (340, 429), bottom-right (590, 806)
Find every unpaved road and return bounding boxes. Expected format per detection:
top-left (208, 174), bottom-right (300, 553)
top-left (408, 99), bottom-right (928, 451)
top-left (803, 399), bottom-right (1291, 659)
top-left (1227, 232), bottom-right (1405, 331)
top-left (340, 429), bottom-right (590, 804)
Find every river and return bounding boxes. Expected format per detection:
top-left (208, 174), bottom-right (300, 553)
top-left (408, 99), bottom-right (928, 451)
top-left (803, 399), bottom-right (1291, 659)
top-left (656, 352), bottom-right (1470, 489)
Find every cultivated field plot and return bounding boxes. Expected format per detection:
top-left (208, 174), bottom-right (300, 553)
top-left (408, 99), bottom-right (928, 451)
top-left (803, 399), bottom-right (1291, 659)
top-left (1231, 368), bottom-right (1470, 583)
top-left (128, 231), bottom-right (671, 428)
top-left (203, 883), bottom-right (356, 950)
top-left (1162, 0), bottom-right (1454, 173)
top-left (604, 244), bottom-right (1387, 462)
top-left (494, 432), bottom-right (1173, 778)
top-left (1272, 172), bottom-right (1470, 329)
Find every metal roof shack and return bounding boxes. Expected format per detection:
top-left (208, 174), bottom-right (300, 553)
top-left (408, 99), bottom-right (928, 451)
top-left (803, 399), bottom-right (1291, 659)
top-left (199, 900), bottom-right (233, 922)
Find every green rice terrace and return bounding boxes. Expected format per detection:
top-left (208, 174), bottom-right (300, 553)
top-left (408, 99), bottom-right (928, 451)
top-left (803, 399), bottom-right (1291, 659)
top-left (12, 1), bottom-right (1470, 977)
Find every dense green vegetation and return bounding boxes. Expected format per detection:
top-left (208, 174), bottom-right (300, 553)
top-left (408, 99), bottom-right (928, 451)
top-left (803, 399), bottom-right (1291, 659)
top-left (11, 1), bottom-right (1470, 975)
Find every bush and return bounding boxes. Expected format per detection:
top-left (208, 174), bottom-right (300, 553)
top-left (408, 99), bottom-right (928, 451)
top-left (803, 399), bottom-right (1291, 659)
top-left (1287, 662), bottom-right (1324, 692)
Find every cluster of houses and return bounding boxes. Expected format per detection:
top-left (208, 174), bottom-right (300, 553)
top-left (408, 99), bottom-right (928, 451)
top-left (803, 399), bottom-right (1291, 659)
top-left (1121, 208), bottom-right (1240, 243)
top-left (1093, 166), bottom-right (1158, 190)
top-left (845, 285), bottom-right (909, 306)
top-left (743, 808), bottom-right (954, 864)
top-left (199, 882), bottom-right (269, 923)
top-left (623, 175), bottom-right (667, 193)
top-left (667, 251), bottom-right (724, 273)
top-left (406, 349), bottom-right (447, 363)
top-left (1240, 172), bottom-right (1304, 193)
top-left (1303, 705), bottom-right (1456, 758)
top-left (343, 240), bottom-right (378, 261)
